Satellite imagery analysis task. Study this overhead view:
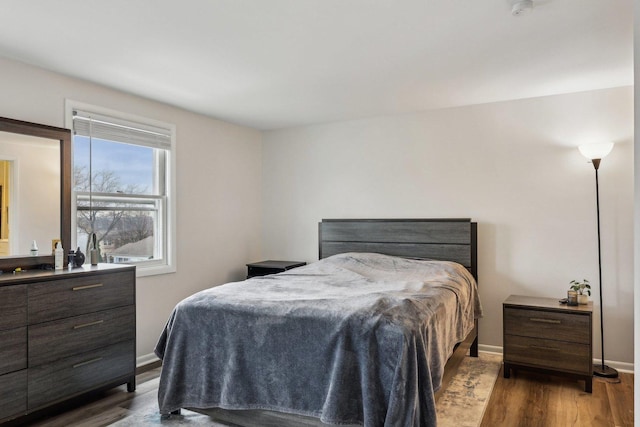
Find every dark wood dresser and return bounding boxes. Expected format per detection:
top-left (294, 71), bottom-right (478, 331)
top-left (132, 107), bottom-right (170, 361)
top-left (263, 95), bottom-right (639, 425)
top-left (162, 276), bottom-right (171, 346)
top-left (0, 264), bottom-right (136, 424)
top-left (503, 294), bottom-right (593, 392)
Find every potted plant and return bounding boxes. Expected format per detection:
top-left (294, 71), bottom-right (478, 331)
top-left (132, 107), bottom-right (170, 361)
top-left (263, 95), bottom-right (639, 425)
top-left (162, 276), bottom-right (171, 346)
top-left (569, 279), bottom-right (591, 305)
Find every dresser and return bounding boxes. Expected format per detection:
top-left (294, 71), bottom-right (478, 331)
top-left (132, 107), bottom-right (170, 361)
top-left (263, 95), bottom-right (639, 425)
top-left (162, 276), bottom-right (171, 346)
top-left (0, 264), bottom-right (136, 424)
top-left (503, 295), bottom-right (593, 392)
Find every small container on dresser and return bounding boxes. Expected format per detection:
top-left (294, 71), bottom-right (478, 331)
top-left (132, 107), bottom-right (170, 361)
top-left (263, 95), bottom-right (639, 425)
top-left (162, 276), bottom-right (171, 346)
top-left (0, 264), bottom-right (136, 424)
top-left (246, 260), bottom-right (306, 279)
top-left (503, 294), bottom-right (593, 392)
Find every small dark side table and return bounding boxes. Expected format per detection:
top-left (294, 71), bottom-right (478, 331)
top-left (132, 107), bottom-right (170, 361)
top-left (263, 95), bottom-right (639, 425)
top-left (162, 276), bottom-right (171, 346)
top-left (246, 260), bottom-right (306, 279)
top-left (503, 294), bottom-right (593, 392)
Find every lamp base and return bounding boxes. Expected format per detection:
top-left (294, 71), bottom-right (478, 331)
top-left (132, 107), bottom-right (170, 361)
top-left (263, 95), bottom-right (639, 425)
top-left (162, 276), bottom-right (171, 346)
top-left (593, 364), bottom-right (618, 378)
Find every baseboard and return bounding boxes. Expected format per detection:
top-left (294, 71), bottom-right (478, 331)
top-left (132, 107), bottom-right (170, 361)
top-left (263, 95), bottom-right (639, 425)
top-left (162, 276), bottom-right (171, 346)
top-left (593, 358), bottom-right (634, 374)
top-left (137, 353), bottom-right (161, 369)
top-left (479, 345), bottom-right (634, 373)
top-left (478, 344), bottom-right (503, 355)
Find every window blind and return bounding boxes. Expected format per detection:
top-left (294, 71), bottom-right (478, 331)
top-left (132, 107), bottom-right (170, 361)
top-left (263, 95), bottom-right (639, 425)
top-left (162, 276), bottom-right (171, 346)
top-left (72, 109), bottom-right (172, 150)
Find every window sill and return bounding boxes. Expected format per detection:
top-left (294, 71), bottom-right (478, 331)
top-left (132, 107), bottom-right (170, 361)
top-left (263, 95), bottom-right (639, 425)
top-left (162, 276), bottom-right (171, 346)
top-left (135, 263), bottom-right (176, 277)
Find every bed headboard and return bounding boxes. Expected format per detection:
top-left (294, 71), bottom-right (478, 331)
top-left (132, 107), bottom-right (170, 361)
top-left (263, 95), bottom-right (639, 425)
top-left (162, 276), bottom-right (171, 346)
top-left (318, 218), bottom-right (478, 280)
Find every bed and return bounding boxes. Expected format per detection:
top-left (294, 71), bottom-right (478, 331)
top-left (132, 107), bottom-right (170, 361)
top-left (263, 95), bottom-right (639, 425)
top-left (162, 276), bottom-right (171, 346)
top-left (155, 218), bottom-right (481, 427)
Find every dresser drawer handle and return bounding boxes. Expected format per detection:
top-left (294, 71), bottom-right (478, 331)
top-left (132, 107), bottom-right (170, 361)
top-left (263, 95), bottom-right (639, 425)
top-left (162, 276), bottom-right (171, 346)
top-left (73, 320), bottom-right (104, 329)
top-left (72, 357), bottom-right (103, 369)
top-left (72, 283), bottom-right (103, 291)
top-left (529, 317), bottom-right (561, 324)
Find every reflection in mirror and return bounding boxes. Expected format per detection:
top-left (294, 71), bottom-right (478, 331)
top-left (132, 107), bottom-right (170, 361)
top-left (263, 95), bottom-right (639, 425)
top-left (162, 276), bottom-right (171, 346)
top-left (0, 160), bottom-right (9, 254)
top-left (0, 132), bottom-right (60, 256)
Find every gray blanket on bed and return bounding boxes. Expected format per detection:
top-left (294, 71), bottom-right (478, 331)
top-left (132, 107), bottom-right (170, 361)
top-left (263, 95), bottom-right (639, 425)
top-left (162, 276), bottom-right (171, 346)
top-left (154, 252), bottom-right (482, 427)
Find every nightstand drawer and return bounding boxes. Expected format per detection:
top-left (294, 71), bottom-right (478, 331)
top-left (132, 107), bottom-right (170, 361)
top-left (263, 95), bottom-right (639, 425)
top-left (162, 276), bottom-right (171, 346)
top-left (504, 307), bottom-right (590, 344)
top-left (504, 335), bottom-right (592, 374)
top-left (29, 305), bottom-right (135, 366)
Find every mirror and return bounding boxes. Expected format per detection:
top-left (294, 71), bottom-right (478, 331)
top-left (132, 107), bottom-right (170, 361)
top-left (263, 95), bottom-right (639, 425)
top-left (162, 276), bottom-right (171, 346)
top-left (0, 134), bottom-right (60, 256)
top-left (0, 117), bottom-right (71, 272)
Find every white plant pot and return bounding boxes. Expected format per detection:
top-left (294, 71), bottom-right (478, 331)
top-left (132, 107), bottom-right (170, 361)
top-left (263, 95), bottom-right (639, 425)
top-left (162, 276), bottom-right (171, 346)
top-left (577, 294), bottom-right (589, 305)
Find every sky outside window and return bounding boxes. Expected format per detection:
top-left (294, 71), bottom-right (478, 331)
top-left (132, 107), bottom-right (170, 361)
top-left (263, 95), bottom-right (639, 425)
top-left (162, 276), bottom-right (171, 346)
top-left (73, 136), bottom-right (155, 194)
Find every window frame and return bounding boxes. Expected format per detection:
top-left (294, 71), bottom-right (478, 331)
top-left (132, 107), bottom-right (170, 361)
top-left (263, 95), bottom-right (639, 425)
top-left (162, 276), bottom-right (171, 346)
top-left (65, 100), bottom-right (176, 277)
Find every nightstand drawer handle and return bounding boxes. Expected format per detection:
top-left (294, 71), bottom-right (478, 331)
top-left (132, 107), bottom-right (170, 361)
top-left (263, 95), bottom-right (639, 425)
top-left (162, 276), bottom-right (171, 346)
top-left (73, 357), bottom-right (103, 369)
top-left (529, 317), bottom-right (561, 324)
top-left (73, 320), bottom-right (104, 329)
top-left (72, 283), bottom-right (103, 291)
top-left (530, 345), bottom-right (558, 351)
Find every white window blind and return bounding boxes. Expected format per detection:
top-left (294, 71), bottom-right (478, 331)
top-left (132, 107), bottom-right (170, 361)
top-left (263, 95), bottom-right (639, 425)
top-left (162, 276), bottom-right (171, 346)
top-left (72, 109), bottom-right (172, 150)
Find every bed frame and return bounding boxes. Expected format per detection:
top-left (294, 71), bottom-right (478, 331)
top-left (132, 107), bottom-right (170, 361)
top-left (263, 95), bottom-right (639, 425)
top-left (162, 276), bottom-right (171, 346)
top-left (319, 218), bottom-right (477, 278)
top-left (189, 218), bottom-right (479, 426)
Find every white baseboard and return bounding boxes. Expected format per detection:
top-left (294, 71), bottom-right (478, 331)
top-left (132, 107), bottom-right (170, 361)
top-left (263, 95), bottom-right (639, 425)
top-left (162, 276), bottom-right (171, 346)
top-left (137, 352), bottom-right (161, 368)
top-left (479, 344), bottom-right (503, 355)
top-left (478, 344), bottom-right (634, 373)
top-left (593, 358), bottom-right (634, 374)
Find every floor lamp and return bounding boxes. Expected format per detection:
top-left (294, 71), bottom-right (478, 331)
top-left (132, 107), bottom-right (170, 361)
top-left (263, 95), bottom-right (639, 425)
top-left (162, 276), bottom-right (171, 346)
top-left (578, 142), bottom-right (618, 378)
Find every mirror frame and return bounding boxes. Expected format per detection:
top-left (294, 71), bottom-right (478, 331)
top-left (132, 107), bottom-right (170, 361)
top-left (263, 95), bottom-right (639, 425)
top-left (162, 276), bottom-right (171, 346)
top-left (0, 116), bottom-right (71, 271)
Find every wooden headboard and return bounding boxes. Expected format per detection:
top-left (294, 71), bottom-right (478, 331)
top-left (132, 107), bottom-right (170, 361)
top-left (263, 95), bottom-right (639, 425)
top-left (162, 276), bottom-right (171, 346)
top-left (318, 218), bottom-right (477, 280)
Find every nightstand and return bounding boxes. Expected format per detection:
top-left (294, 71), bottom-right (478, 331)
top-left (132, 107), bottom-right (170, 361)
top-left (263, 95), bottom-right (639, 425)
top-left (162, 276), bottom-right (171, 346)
top-left (246, 260), bottom-right (306, 279)
top-left (503, 295), bottom-right (593, 392)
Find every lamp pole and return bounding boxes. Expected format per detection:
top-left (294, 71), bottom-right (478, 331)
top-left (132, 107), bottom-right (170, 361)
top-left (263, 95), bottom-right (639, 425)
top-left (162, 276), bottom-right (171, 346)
top-left (591, 157), bottom-right (618, 378)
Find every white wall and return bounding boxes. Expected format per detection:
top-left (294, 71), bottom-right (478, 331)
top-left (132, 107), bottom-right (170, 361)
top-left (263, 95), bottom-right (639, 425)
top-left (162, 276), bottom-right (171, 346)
top-left (0, 57), bottom-right (263, 359)
top-left (262, 86), bottom-right (634, 365)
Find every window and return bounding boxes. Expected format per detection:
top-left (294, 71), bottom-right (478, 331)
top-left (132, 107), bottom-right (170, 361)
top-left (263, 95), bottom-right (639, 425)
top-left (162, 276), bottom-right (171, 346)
top-left (66, 101), bottom-right (176, 276)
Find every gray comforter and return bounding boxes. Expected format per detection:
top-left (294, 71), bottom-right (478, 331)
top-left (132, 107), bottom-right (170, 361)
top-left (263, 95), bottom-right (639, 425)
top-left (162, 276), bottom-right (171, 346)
top-left (155, 252), bottom-right (482, 427)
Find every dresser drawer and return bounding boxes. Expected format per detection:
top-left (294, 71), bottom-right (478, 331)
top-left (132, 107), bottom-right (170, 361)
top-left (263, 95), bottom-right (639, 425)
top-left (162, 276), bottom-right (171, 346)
top-left (504, 307), bottom-right (590, 344)
top-left (0, 327), bottom-right (26, 375)
top-left (29, 305), bottom-right (135, 366)
top-left (27, 340), bottom-right (134, 410)
top-left (28, 271), bottom-right (135, 324)
top-left (0, 285), bottom-right (26, 331)
top-left (504, 334), bottom-right (592, 374)
top-left (0, 369), bottom-right (27, 421)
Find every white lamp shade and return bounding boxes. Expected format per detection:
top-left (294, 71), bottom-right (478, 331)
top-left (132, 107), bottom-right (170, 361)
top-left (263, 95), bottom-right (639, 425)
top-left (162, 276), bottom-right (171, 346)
top-left (578, 142), bottom-right (614, 160)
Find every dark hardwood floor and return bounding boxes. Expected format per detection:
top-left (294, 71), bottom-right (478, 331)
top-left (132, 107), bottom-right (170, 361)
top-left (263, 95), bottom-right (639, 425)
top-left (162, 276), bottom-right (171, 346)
top-left (9, 360), bottom-right (634, 427)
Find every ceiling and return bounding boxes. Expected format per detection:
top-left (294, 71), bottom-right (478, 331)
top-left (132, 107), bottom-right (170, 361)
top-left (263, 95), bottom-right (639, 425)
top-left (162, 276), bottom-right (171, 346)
top-left (0, 0), bottom-right (632, 130)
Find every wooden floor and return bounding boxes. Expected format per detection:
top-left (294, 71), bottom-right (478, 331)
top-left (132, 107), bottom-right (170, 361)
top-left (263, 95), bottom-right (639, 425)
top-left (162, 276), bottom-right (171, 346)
top-left (481, 366), bottom-right (634, 427)
top-left (11, 362), bottom-right (634, 427)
